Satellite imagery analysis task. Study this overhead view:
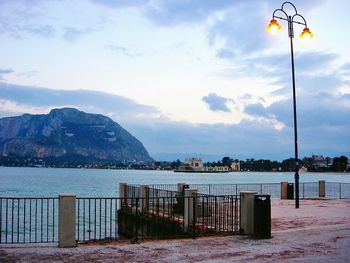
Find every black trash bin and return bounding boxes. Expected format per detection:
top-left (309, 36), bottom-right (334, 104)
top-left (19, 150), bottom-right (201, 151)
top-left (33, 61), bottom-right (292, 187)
top-left (287, 183), bottom-right (294, 199)
top-left (254, 195), bottom-right (271, 239)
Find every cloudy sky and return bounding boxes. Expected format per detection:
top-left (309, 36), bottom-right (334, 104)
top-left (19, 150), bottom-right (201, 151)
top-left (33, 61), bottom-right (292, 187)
top-left (0, 0), bottom-right (349, 161)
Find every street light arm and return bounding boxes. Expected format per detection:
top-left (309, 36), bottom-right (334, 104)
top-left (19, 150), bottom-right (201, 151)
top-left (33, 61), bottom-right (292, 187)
top-left (292, 13), bottom-right (307, 27)
top-left (272, 8), bottom-right (289, 20)
top-left (281, 1), bottom-right (298, 14)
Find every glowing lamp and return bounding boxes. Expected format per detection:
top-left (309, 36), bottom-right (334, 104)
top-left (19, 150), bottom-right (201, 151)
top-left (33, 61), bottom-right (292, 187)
top-left (267, 19), bottom-right (282, 33)
top-left (300, 27), bottom-right (314, 39)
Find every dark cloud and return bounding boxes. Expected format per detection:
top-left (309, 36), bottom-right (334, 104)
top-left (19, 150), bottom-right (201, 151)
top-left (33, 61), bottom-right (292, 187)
top-left (107, 45), bottom-right (143, 57)
top-left (0, 19), bottom-right (56, 38)
top-left (239, 94), bottom-right (253, 100)
top-left (62, 27), bottom-right (93, 42)
top-left (244, 103), bottom-right (268, 118)
top-left (89, 0), bottom-right (149, 8)
top-left (202, 93), bottom-right (234, 112)
top-left (126, 115), bottom-right (349, 161)
top-left (16, 70), bottom-right (38, 78)
top-left (244, 93), bottom-right (350, 128)
top-left (143, 0), bottom-right (234, 26)
top-left (0, 83), bottom-right (159, 121)
top-left (0, 68), bottom-right (14, 80)
top-left (216, 48), bottom-right (236, 59)
top-left (24, 24), bottom-right (55, 38)
top-left (0, 83), bottom-right (348, 160)
top-left (340, 63), bottom-right (350, 73)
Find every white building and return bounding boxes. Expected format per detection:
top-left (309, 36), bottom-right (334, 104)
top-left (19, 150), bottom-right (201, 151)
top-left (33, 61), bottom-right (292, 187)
top-left (175, 157), bottom-right (229, 173)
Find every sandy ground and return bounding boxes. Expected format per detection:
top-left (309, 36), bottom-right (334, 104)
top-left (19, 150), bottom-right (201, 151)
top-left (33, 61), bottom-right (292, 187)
top-left (1, 199), bottom-right (350, 262)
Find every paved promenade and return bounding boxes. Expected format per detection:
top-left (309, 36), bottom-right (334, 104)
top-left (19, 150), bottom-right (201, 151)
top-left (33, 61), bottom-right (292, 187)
top-left (1, 199), bottom-right (350, 262)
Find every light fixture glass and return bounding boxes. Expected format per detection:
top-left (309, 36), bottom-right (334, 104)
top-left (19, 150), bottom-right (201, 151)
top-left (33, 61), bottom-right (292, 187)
top-left (267, 19), bottom-right (282, 33)
top-left (300, 27), bottom-right (314, 40)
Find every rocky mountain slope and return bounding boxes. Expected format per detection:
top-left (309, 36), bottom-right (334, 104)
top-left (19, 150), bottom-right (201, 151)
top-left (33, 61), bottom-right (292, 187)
top-left (0, 108), bottom-right (153, 163)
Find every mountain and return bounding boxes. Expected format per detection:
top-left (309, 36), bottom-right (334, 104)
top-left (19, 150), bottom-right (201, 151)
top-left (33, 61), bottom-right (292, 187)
top-left (0, 108), bottom-right (153, 163)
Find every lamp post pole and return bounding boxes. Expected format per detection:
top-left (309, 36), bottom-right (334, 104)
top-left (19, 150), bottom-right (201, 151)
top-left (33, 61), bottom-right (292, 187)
top-left (288, 15), bottom-right (300, 209)
top-left (267, 2), bottom-right (313, 208)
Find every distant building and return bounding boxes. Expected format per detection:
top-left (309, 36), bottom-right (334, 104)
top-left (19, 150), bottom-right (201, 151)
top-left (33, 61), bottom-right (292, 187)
top-left (311, 155), bottom-right (333, 170)
top-left (185, 157), bottom-right (204, 171)
top-left (231, 161), bottom-right (240, 171)
top-left (175, 157), bottom-right (229, 173)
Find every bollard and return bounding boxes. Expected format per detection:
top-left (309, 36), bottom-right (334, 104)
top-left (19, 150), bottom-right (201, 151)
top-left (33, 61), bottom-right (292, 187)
top-left (184, 189), bottom-right (197, 233)
top-left (319, 180), bottom-right (325, 198)
top-left (59, 194), bottom-right (76, 248)
top-left (239, 191), bottom-right (257, 235)
top-left (281, 182), bottom-right (288, 199)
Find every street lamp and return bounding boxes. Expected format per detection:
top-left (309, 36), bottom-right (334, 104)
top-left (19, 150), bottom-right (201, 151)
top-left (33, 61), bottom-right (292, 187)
top-left (267, 2), bottom-right (313, 209)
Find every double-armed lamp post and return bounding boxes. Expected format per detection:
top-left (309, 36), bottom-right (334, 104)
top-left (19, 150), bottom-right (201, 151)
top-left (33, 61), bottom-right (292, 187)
top-left (267, 2), bottom-right (313, 209)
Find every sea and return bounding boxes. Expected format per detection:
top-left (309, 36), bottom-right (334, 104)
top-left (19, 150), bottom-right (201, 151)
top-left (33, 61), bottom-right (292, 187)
top-left (0, 167), bottom-right (349, 197)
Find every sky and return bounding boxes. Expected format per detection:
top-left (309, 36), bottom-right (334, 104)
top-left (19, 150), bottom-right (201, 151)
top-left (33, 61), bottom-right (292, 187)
top-left (0, 0), bottom-right (349, 161)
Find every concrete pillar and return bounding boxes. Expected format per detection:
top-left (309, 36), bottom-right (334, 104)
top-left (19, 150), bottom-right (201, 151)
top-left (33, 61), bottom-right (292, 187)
top-left (281, 182), bottom-right (288, 199)
top-left (140, 185), bottom-right (149, 211)
top-left (119, 183), bottom-right (127, 209)
top-left (240, 191), bottom-right (257, 235)
top-left (178, 182), bottom-right (186, 193)
top-left (319, 180), bottom-right (325, 198)
top-left (184, 189), bottom-right (197, 232)
top-left (59, 194), bottom-right (76, 248)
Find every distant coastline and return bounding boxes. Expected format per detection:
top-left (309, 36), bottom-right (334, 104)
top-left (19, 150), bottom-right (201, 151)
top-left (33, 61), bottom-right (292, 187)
top-left (0, 154), bottom-right (349, 173)
top-left (1, 164), bottom-right (350, 175)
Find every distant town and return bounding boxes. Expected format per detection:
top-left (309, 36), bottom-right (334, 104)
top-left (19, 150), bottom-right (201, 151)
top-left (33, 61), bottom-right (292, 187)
top-left (0, 155), bottom-right (349, 172)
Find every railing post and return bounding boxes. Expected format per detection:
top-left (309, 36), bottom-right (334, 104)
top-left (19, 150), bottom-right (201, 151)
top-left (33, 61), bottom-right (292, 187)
top-left (319, 180), bottom-right (325, 198)
top-left (281, 182), bottom-right (288, 199)
top-left (184, 189), bottom-right (197, 233)
top-left (58, 194), bottom-right (76, 248)
top-left (119, 183), bottom-right (127, 209)
top-left (135, 198), bottom-right (139, 243)
top-left (239, 191), bottom-right (257, 235)
top-left (140, 185), bottom-right (149, 212)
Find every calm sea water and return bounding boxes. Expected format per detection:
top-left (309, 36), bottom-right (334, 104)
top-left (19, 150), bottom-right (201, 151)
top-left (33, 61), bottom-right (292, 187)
top-left (0, 167), bottom-right (349, 197)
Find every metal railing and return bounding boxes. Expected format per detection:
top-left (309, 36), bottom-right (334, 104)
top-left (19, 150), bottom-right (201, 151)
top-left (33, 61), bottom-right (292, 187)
top-left (0, 197), bottom-right (58, 244)
top-left (1, 182), bottom-right (349, 245)
top-left (76, 197), bottom-right (119, 242)
top-left (149, 182), bottom-right (350, 199)
top-left (119, 195), bottom-right (240, 241)
top-left (326, 182), bottom-right (350, 199)
top-left (126, 185), bottom-right (141, 198)
top-left (194, 194), bottom-right (239, 235)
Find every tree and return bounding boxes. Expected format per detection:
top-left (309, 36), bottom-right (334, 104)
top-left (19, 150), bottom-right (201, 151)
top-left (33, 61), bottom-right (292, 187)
top-left (222, 156), bottom-right (232, 166)
top-left (331, 156), bottom-right (348, 172)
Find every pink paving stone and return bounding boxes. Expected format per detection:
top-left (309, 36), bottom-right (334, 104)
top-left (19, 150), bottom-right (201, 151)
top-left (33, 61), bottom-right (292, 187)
top-left (1, 199), bottom-right (350, 262)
